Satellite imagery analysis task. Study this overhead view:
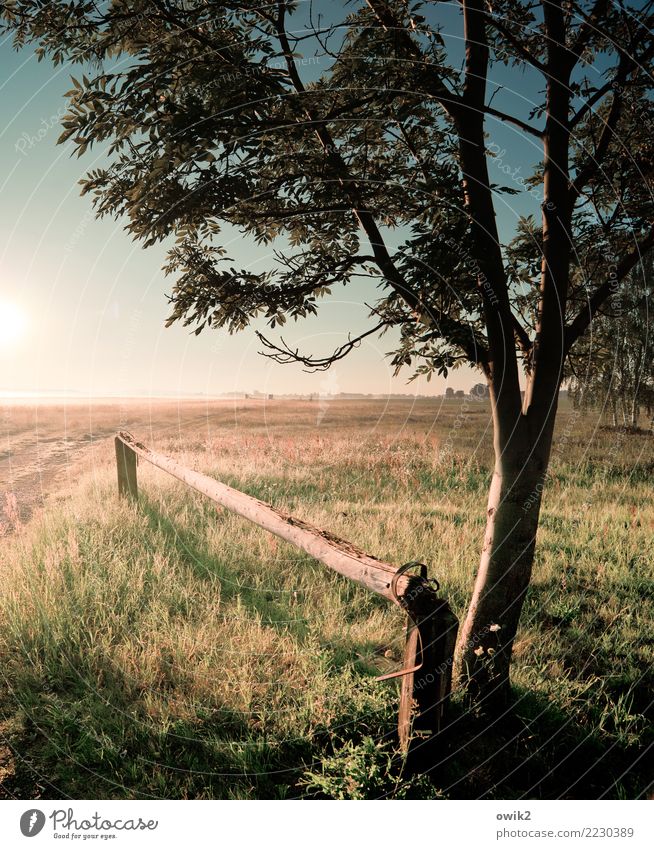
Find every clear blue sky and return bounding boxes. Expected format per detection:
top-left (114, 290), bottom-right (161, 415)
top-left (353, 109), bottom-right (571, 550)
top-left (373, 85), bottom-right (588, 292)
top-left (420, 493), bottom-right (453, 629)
top-left (0, 2), bottom-right (556, 398)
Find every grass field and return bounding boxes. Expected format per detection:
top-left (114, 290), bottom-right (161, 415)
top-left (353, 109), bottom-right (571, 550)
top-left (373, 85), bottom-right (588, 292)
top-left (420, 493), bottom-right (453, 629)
top-left (0, 396), bottom-right (652, 799)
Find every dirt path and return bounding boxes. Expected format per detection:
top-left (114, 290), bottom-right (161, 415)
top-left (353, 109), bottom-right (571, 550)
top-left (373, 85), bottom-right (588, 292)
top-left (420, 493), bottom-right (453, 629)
top-left (0, 428), bottom-right (116, 535)
top-left (0, 396), bottom-right (242, 536)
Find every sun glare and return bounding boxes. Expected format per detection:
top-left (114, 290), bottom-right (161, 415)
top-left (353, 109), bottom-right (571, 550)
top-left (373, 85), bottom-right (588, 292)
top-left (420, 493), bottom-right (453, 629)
top-left (0, 300), bottom-right (28, 349)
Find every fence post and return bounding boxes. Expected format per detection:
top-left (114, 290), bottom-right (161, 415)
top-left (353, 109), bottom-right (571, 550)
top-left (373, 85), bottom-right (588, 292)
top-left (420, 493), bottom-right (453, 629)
top-left (398, 582), bottom-right (459, 768)
top-left (115, 436), bottom-right (138, 500)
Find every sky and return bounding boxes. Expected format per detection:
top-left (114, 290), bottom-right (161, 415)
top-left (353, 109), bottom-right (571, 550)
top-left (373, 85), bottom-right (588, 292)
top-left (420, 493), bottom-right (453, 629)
top-left (0, 2), bottom-right (553, 399)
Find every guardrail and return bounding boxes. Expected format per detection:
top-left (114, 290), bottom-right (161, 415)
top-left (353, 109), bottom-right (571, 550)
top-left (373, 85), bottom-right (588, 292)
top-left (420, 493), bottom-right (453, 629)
top-left (115, 431), bottom-right (458, 765)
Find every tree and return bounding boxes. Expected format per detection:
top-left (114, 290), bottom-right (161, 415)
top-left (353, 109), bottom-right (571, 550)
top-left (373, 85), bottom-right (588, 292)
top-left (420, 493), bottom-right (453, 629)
top-left (568, 257), bottom-right (654, 429)
top-left (470, 383), bottom-right (490, 399)
top-left (3, 0), bottom-right (653, 711)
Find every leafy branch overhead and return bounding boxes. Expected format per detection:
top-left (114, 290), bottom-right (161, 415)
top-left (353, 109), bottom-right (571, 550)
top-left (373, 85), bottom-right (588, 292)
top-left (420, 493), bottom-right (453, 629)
top-left (3, 0), bottom-right (652, 388)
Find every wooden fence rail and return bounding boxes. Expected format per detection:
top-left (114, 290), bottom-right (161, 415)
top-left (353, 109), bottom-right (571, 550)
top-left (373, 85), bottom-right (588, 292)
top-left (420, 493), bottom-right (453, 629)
top-left (115, 430), bottom-right (458, 763)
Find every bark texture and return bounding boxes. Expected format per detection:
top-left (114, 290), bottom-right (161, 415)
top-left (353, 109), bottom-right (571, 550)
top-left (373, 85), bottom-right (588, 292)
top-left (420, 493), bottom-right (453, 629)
top-left (455, 402), bottom-right (558, 708)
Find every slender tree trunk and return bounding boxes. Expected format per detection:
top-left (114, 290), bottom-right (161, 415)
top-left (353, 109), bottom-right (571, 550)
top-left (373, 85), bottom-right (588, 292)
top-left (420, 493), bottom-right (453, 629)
top-left (453, 0), bottom-right (570, 713)
top-left (455, 392), bottom-right (558, 710)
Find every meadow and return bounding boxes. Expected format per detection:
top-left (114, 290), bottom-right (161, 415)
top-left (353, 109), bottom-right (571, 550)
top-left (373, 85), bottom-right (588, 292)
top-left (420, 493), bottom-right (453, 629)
top-left (0, 396), bottom-right (652, 799)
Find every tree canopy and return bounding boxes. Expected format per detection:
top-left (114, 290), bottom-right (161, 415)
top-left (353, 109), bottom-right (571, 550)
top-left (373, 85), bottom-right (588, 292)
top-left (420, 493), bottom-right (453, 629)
top-left (3, 0), bottom-right (652, 388)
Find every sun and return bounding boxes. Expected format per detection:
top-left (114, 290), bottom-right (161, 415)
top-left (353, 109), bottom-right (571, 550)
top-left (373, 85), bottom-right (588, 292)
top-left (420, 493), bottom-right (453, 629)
top-left (0, 300), bottom-right (28, 349)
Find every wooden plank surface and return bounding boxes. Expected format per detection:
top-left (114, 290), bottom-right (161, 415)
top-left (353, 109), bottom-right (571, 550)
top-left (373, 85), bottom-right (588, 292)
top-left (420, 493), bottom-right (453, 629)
top-left (398, 588), bottom-right (459, 761)
top-left (115, 436), bottom-right (138, 499)
top-left (115, 431), bottom-right (413, 604)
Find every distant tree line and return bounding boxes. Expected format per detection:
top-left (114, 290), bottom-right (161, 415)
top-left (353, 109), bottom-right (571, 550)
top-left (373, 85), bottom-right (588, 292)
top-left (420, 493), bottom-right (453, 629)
top-left (568, 256), bottom-right (654, 430)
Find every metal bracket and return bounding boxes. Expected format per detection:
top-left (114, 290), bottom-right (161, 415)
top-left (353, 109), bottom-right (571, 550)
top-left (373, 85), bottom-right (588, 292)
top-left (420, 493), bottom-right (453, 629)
top-left (376, 561), bottom-right (439, 682)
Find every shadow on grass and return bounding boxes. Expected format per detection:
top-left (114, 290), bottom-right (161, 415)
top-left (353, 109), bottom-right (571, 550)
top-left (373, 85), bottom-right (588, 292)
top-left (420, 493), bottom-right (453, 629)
top-left (428, 688), bottom-right (652, 799)
top-left (138, 492), bottom-right (311, 641)
top-left (0, 648), bottom-right (313, 800)
top-left (4, 684), bottom-right (650, 799)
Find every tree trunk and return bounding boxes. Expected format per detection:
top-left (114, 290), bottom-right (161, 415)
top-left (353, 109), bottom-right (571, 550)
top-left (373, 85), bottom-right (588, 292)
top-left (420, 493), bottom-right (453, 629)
top-left (452, 0), bottom-right (570, 716)
top-left (455, 399), bottom-right (557, 711)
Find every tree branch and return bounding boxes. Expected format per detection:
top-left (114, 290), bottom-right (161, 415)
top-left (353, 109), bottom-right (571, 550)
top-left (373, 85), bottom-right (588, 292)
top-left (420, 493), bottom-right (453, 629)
top-left (249, 205), bottom-right (354, 220)
top-left (567, 0), bottom-right (610, 68)
top-left (363, 0), bottom-right (462, 120)
top-left (569, 39), bottom-right (654, 199)
top-left (569, 89), bottom-right (622, 200)
top-left (512, 312), bottom-right (533, 360)
top-left (256, 322), bottom-right (387, 371)
top-left (267, 1), bottom-right (479, 364)
top-left (482, 103), bottom-right (543, 138)
top-left (524, 0), bottom-right (573, 416)
top-left (148, 0), bottom-right (236, 67)
top-left (569, 80), bottom-right (613, 128)
top-left (394, 121), bottom-right (433, 184)
top-left (565, 227), bottom-right (654, 350)
top-left (455, 0), bottom-right (522, 411)
top-left (484, 12), bottom-right (549, 75)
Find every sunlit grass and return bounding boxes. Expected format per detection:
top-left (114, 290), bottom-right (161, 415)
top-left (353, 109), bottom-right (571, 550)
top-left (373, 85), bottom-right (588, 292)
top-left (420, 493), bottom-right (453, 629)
top-left (0, 399), bottom-right (652, 798)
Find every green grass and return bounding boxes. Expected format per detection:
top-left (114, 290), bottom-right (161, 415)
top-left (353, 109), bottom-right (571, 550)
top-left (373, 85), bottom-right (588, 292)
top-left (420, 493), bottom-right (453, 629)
top-left (0, 399), bottom-right (652, 798)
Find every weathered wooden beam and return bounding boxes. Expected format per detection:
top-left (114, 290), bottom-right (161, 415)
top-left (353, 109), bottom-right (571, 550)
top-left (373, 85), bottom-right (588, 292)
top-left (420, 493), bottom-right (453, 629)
top-left (114, 431), bottom-right (413, 604)
top-left (115, 436), bottom-right (138, 500)
top-left (398, 582), bottom-right (459, 762)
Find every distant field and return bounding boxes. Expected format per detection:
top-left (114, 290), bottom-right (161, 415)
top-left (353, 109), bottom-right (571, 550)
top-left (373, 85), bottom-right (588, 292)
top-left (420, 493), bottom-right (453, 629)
top-left (0, 397), bottom-right (652, 799)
